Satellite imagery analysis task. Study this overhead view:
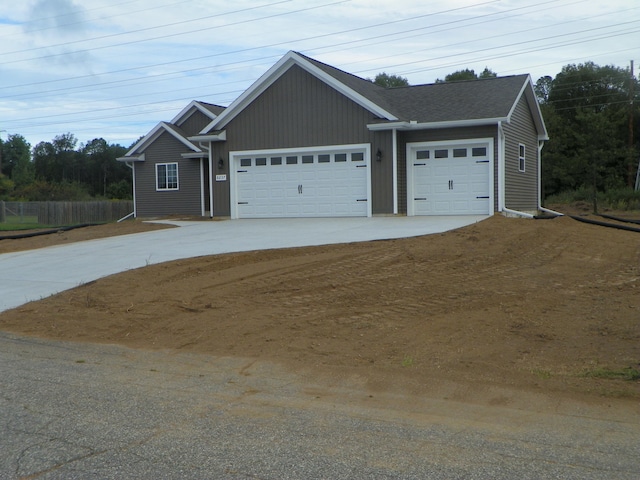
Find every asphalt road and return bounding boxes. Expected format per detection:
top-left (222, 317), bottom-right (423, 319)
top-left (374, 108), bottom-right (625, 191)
top-left (1, 331), bottom-right (637, 479)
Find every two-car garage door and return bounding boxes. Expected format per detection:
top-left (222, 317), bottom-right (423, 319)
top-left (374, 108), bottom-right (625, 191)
top-left (407, 140), bottom-right (493, 216)
top-left (232, 145), bottom-right (370, 219)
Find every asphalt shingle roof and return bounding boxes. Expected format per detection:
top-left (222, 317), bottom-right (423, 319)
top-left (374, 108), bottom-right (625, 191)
top-left (295, 51), bottom-right (529, 123)
top-left (381, 75), bottom-right (529, 123)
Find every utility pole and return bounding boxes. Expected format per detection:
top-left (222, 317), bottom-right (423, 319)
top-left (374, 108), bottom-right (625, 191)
top-left (629, 60), bottom-right (635, 188)
top-left (0, 130), bottom-right (5, 177)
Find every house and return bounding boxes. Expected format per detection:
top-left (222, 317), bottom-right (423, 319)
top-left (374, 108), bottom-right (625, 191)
top-left (118, 51), bottom-right (548, 219)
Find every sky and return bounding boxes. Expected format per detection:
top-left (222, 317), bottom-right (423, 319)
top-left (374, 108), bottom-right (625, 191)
top-left (1, 0), bottom-right (638, 150)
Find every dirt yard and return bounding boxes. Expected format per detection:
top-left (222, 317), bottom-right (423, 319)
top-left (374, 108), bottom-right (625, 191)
top-left (1, 211), bottom-right (638, 407)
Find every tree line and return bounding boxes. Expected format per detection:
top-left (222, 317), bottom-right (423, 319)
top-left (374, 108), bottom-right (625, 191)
top-left (1, 61), bottom-right (638, 203)
top-left (0, 133), bottom-right (131, 201)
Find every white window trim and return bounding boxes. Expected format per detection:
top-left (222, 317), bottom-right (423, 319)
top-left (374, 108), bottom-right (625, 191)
top-left (518, 143), bottom-right (526, 173)
top-left (156, 162), bottom-right (179, 191)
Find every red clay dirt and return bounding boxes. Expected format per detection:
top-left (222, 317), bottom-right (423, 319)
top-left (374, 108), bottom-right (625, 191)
top-left (1, 212), bottom-right (638, 409)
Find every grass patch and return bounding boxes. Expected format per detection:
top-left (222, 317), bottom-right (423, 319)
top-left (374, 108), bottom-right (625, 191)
top-left (580, 367), bottom-right (640, 381)
top-left (0, 222), bottom-right (54, 231)
top-left (532, 369), bottom-right (552, 379)
top-left (401, 355), bottom-right (414, 368)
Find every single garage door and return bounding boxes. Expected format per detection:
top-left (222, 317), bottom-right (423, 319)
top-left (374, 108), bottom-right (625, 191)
top-left (233, 146), bottom-right (370, 218)
top-left (407, 141), bottom-right (492, 216)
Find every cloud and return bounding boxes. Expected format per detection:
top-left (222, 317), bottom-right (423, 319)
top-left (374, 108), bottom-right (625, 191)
top-left (25, 0), bottom-right (87, 37)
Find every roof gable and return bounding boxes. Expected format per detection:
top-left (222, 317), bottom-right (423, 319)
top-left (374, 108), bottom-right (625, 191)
top-left (123, 122), bottom-right (202, 157)
top-left (200, 51), bottom-right (399, 133)
top-left (171, 100), bottom-right (224, 126)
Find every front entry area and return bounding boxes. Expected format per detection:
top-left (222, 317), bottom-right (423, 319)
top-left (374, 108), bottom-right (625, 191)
top-left (230, 144), bottom-right (371, 219)
top-left (406, 139), bottom-right (493, 216)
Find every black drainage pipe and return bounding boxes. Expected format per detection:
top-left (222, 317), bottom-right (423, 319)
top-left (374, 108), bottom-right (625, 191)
top-left (0, 223), bottom-right (101, 241)
top-left (569, 215), bottom-right (640, 233)
top-left (598, 214), bottom-right (640, 225)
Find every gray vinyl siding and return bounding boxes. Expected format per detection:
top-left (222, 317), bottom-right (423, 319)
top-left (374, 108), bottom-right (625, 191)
top-left (135, 131), bottom-right (202, 217)
top-left (211, 64), bottom-right (394, 216)
top-left (396, 126), bottom-right (498, 214)
top-left (503, 95), bottom-right (539, 211)
top-left (177, 110), bottom-right (215, 137)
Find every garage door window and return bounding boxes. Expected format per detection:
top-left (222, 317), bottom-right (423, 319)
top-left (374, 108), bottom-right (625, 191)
top-left (286, 156), bottom-right (298, 165)
top-left (302, 155), bottom-right (314, 164)
top-left (472, 147), bottom-right (487, 157)
top-left (335, 153), bottom-right (347, 162)
top-left (156, 162), bottom-right (178, 191)
top-left (435, 149), bottom-right (448, 158)
top-left (271, 157), bottom-right (282, 165)
top-left (351, 152), bottom-right (364, 162)
top-left (453, 148), bottom-right (467, 157)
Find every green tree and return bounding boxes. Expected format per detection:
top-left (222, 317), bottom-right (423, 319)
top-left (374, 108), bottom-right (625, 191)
top-left (371, 72), bottom-right (409, 88)
top-left (436, 67), bottom-right (497, 83)
top-left (1, 134), bottom-right (31, 181)
top-left (541, 62), bottom-right (639, 197)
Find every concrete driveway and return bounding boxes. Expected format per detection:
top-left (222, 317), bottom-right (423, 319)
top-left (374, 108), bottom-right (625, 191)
top-left (0, 215), bottom-right (487, 313)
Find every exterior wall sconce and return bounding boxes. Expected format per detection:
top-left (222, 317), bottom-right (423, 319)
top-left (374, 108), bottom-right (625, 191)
top-left (376, 148), bottom-right (383, 162)
top-left (218, 157), bottom-right (224, 169)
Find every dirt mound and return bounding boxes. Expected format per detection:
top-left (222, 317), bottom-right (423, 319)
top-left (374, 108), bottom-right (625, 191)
top-left (1, 215), bottom-right (638, 402)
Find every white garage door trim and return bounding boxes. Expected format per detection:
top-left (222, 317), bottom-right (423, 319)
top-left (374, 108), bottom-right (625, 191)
top-left (229, 143), bottom-right (372, 219)
top-left (406, 138), bottom-right (494, 216)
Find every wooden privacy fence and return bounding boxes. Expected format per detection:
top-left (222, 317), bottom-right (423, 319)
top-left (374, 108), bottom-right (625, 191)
top-left (0, 201), bottom-right (134, 225)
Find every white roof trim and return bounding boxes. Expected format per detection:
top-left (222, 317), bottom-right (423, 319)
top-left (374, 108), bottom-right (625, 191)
top-left (125, 122), bottom-right (202, 156)
top-left (188, 131), bottom-right (227, 142)
top-left (367, 117), bottom-right (506, 131)
top-left (116, 153), bottom-right (145, 163)
top-left (171, 100), bottom-right (219, 126)
top-left (507, 75), bottom-right (549, 141)
top-left (200, 51), bottom-right (398, 134)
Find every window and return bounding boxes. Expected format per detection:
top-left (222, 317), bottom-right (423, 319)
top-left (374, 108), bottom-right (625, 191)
top-left (518, 144), bottom-right (526, 172)
top-left (472, 147), bottom-right (487, 157)
top-left (286, 156), bottom-right (298, 165)
top-left (301, 155), bottom-right (314, 164)
top-left (453, 148), bottom-right (467, 157)
top-left (255, 157), bottom-right (267, 166)
top-left (334, 153), bottom-right (347, 162)
top-left (156, 163), bottom-right (178, 190)
top-left (318, 154), bottom-right (330, 163)
top-left (351, 152), bottom-right (364, 162)
top-left (435, 149), bottom-right (448, 158)
top-left (416, 150), bottom-right (429, 159)
top-left (240, 158), bottom-right (251, 167)
top-left (270, 157), bottom-right (282, 165)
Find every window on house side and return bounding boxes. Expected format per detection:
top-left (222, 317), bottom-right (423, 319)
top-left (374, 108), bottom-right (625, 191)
top-left (156, 163), bottom-right (178, 190)
top-left (518, 144), bottom-right (526, 172)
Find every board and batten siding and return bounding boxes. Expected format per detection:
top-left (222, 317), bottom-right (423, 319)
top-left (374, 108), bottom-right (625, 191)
top-left (503, 95), bottom-right (539, 212)
top-left (135, 131), bottom-right (202, 217)
top-left (177, 109), bottom-right (216, 137)
top-left (211, 64), bottom-right (394, 217)
top-left (396, 126), bottom-right (498, 214)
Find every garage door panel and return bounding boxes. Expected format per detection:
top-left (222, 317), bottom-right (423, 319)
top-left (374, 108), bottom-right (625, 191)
top-left (410, 142), bottom-right (491, 216)
top-left (236, 148), bottom-right (368, 218)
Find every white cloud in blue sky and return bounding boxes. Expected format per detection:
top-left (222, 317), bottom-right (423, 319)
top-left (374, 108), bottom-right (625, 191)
top-left (1, 0), bottom-right (638, 148)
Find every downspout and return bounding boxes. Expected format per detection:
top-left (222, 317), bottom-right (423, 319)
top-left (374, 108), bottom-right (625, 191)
top-left (208, 144), bottom-right (214, 218)
top-left (199, 158), bottom-right (205, 217)
top-left (125, 161), bottom-right (137, 218)
top-left (497, 121), bottom-right (506, 212)
top-left (392, 128), bottom-right (398, 214)
top-left (536, 139), bottom-right (564, 216)
top-left (498, 121), bottom-right (534, 218)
